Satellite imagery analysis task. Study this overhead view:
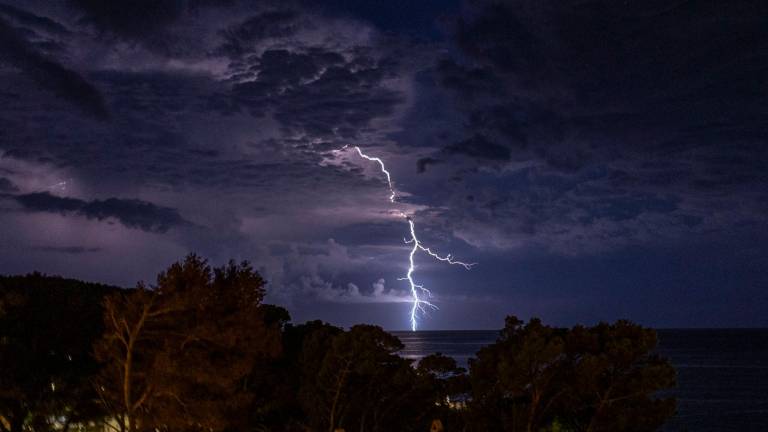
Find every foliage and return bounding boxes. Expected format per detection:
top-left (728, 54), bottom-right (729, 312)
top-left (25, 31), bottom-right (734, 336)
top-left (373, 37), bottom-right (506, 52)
top-left (417, 353), bottom-right (472, 430)
top-left (1, 259), bottom-right (676, 432)
top-left (93, 255), bottom-right (281, 432)
top-left (468, 316), bottom-right (676, 432)
top-left (0, 274), bottom-right (115, 432)
top-left (558, 321), bottom-right (677, 431)
top-left (304, 324), bottom-right (427, 432)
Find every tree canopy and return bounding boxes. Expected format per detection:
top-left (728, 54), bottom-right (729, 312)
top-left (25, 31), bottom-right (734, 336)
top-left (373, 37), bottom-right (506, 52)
top-left (93, 255), bottom-right (282, 432)
top-left (1, 255), bottom-right (676, 432)
top-left (468, 317), bottom-right (676, 432)
top-left (0, 274), bottom-right (116, 432)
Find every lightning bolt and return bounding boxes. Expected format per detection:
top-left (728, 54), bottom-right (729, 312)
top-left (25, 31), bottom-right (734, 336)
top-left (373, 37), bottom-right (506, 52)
top-left (336, 146), bottom-right (475, 331)
top-left (352, 146), bottom-right (396, 203)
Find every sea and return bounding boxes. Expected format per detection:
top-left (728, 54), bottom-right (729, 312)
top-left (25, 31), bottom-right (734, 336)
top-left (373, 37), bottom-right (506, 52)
top-left (392, 329), bottom-right (768, 431)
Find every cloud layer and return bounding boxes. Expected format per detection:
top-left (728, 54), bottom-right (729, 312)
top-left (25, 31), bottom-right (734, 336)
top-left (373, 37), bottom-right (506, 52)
top-left (0, 0), bottom-right (766, 328)
top-left (11, 192), bottom-right (188, 233)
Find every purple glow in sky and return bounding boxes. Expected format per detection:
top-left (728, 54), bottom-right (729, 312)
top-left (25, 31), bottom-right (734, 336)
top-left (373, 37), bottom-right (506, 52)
top-left (1, 0), bottom-right (767, 329)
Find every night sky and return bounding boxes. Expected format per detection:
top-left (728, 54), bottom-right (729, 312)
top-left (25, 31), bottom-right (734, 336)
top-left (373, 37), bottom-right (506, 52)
top-left (1, 0), bottom-right (766, 330)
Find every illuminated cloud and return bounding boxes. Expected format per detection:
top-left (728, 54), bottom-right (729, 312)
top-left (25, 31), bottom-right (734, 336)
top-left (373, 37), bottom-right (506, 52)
top-left (0, 0), bottom-right (765, 328)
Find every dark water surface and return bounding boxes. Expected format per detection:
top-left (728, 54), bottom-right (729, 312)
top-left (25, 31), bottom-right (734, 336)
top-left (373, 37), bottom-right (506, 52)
top-left (392, 329), bottom-right (768, 431)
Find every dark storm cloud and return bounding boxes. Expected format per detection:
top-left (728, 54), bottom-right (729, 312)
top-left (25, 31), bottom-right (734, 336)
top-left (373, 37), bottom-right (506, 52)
top-left (329, 221), bottom-right (409, 247)
top-left (438, 0), bottom-right (768, 170)
top-left (0, 0), bottom-right (418, 310)
top-left (0, 3), bottom-right (69, 35)
top-left (12, 192), bottom-right (189, 233)
top-left (68, 0), bottom-right (186, 37)
top-left (1, 0), bottom-right (408, 194)
top-left (416, 157), bottom-right (440, 173)
top-left (0, 14), bottom-right (108, 119)
top-left (444, 134), bottom-right (510, 161)
top-left (1, 0), bottom-right (766, 329)
top-left (0, 177), bottom-right (18, 192)
top-left (229, 47), bottom-right (402, 139)
top-left (218, 10), bottom-right (300, 57)
top-left (420, 0), bottom-right (768, 251)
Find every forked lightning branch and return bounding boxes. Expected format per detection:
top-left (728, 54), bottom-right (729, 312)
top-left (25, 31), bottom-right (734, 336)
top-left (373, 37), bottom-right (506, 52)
top-left (333, 146), bottom-right (475, 331)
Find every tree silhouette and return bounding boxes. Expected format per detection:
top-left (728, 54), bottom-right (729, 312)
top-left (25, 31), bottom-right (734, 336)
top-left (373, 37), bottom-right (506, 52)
top-left (416, 353), bottom-right (470, 429)
top-left (246, 319), bottom-right (343, 431)
top-left (93, 255), bottom-right (281, 432)
top-left (468, 316), bottom-right (675, 432)
top-left (93, 286), bottom-right (174, 432)
top-left (1, 261), bottom-right (677, 432)
top-left (469, 317), bottom-right (568, 432)
top-left (559, 321), bottom-right (677, 432)
top-left (297, 324), bottom-right (438, 432)
top-left (0, 274), bottom-right (113, 432)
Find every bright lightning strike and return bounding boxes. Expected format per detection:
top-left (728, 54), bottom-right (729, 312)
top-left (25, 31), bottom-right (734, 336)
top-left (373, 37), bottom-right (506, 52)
top-left (338, 146), bottom-right (475, 331)
top-left (352, 146), bottom-right (396, 203)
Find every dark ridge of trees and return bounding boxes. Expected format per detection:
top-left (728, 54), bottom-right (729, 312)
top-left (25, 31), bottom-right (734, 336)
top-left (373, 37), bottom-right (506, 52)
top-left (93, 255), bottom-right (283, 432)
top-left (0, 273), bottom-right (118, 432)
top-left (466, 317), bottom-right (676, 432)
top-left (0, 255), bottom-right (676, 432)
